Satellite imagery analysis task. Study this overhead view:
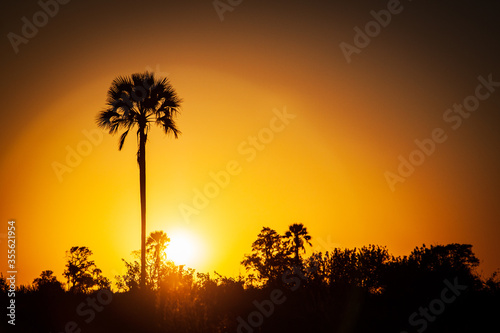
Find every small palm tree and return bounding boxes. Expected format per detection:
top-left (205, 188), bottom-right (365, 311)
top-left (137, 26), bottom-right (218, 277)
top-left (146, 230), bottom-right (170, 288)
top-left (284, 223), bottom-right (312, 267)
top-left (97, 72), bottom-right (182, 289)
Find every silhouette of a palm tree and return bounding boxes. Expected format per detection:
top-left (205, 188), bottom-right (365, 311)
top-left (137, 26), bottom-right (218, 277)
top-left (284, 223), bottom-right (312, 266)
top-left (97, 72), bottom-right (181, 289)
top-left (146, 230), bottom-right (170, 288)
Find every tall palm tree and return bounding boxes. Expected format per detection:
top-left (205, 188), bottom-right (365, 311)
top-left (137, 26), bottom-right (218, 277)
top-left (284, 223), bottom-right (312, 267)
top-left (97, 72), bottom-right (182, 289)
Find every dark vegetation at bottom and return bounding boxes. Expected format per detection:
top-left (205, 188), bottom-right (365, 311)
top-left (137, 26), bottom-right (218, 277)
top-left (3, 279), bottom-right (498, 333)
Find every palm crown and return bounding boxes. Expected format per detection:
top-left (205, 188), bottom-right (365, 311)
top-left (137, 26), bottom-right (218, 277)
top-left (97, 72), bottom-right (181, 154)
top-left (284, 223), bottom-right (312, 265)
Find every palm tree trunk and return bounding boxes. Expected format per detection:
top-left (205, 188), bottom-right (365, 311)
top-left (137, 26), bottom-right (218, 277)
top-left (139, 129), bottom-right (147, 289)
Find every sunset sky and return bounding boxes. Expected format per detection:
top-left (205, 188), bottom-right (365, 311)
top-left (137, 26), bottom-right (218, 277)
top-left (1, 0), bottom-right (500, 287)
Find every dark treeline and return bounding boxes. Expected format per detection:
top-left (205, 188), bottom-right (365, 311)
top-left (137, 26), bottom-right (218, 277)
top-left (1, 223), bottom-right (499, 332)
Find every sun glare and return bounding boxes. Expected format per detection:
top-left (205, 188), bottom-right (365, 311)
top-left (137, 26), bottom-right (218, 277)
top-left (165, 230), bottom-right (199, 268)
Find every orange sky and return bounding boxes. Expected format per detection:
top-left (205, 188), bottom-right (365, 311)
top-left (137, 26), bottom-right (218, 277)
top-left (1, 0), bottom-right (499, 286)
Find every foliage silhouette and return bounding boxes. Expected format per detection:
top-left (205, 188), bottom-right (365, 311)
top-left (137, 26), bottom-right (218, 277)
top-left (2, 227), bottom-right (500, 333)
top-left (117, 230), bottom-right (173, 291)
top-left (147, 230), bottom-right (171, 289)
top-left (32, 270), bottom-right (64, 294)
top-left (284, 223), bottom-right (312, 267)
top-left (241, 227), bottom-right (293, 287)
top-left (63, 246), bottom-right (110, 293)
top-left (97, 72), bottom-right (182, 289)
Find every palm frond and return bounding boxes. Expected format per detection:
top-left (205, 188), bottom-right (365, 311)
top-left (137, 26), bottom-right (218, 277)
top-left (98, 72), bottom-right (182, 155)
top-left (158, 116), bottom-right (180, 138)
top-left (119, 129), bottom-right (130, 150)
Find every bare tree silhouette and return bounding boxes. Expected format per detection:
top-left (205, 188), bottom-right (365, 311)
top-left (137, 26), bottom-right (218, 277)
top-left (97, 72), bottom-right (182, 289)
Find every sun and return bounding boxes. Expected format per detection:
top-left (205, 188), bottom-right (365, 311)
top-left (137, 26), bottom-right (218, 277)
top-left (165, 230), bottom-right (199, 268)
